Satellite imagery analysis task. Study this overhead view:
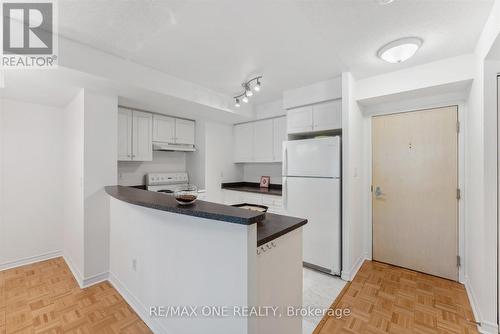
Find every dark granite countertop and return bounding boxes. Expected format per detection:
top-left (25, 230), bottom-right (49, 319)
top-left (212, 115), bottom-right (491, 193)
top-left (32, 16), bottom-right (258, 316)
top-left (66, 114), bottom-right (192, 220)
top-left (221, 182), bottom-right (282, 196)
top-left (257, 213), bottom-right (307, 246)
top-left (106, 185), bottom-right (264, 225)
top-left (106, 185), bottom-right (307, 246)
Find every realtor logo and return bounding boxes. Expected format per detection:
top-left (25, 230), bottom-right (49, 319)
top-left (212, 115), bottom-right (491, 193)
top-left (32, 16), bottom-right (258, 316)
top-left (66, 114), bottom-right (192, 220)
top-left (1, 0), bottom-right (58, 68)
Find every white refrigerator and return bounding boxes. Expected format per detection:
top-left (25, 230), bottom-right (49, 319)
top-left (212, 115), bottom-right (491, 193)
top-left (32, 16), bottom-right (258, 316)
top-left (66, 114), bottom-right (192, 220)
top-left (282, 137), bottom-right (341, 275)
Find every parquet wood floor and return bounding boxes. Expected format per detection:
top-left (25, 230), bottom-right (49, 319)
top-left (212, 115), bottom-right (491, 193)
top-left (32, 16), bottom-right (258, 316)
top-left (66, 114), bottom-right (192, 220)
top-left (0, 257), bottom-right (152, 334)
top-left (314, 261), bottom-right (479, 334)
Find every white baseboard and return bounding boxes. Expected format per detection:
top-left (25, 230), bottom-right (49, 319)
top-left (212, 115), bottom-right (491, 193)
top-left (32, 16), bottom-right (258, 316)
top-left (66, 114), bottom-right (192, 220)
top-left (108, 272), bottom-right (167, 334)
top-left (0, 250), bottom-right (62, 271)
top-left (82, 271), bottom-right (109, 288)
top-left (464, 276), bottom-right (499, 334)
top-left (341, 254), bottom-right (367, 281)
top-left (63, 253), bottom-right (84, 288)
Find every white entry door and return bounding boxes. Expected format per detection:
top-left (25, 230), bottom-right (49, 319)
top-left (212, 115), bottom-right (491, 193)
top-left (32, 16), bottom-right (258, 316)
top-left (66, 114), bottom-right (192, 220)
top-left (372, 106), bottom-right (459, 280)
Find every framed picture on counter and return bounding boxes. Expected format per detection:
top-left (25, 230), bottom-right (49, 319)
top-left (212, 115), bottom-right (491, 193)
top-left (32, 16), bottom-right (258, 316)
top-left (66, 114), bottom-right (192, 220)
top-left (260, 176), bottom-right (270, 188)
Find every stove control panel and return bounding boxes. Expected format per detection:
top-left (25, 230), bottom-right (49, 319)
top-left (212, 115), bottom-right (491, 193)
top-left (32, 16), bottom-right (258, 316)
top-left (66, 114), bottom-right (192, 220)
top-left (146, 172), bottom-right (188, 186)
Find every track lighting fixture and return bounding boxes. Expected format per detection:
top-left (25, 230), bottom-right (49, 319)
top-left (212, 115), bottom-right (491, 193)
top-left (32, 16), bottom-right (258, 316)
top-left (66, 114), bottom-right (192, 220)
top-left (234, 76), bottom-right (262, 107)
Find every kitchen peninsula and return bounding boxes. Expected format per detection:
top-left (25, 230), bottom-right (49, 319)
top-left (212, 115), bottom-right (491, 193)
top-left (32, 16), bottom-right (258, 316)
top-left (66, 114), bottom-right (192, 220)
top-left (105, 186), bottom-right (307, 334)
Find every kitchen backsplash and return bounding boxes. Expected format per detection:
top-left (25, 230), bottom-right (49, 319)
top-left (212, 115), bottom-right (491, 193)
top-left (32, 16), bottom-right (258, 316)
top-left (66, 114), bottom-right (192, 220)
top-left (118, 151), bottom-right (186, 186)
top-left (242, 163), bottom-right (282, 184)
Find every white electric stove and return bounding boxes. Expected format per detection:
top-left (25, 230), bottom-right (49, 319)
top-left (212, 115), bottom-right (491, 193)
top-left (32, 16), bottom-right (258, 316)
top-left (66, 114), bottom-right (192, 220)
top-left (146, 172), bottom-right (189, 194)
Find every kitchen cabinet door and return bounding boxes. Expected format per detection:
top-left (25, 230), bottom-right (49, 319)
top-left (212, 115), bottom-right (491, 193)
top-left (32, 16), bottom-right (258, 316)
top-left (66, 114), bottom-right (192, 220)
top-left (313, 99), bottom-right (342, 132)
top-left (132, 111), bottom-right (153, 161)
top-left (118, 108), bottom-right (133, 161)
top-left (286, 105), bottom-right (313, 134)
top-left (273, 117), bottom-right (287, 162)
top-left (153, 115), bottom-right (175, 143)
top-left (234, 122), bottom-right (254, 162)
top-left (253, 119), bottom-right (273, 162)
top-left (175, 119), bottom-right (195, 145)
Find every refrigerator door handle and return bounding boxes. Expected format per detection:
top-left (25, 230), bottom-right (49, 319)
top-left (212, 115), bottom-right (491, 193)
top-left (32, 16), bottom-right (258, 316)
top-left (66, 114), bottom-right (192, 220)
top-left (283, 144), bottom-right (288, 176)
top-left (283, 177), bottom-right (287, 209)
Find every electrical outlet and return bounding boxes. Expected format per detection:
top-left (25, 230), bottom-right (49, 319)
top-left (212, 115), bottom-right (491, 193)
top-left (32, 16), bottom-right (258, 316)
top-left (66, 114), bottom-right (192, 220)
top-left (132, 259), bottom-right (137, 271)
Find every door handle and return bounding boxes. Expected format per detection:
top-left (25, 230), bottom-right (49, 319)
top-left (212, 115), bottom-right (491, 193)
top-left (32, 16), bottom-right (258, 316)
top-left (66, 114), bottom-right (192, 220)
top-left (374, 186), bottom-right (384, 198)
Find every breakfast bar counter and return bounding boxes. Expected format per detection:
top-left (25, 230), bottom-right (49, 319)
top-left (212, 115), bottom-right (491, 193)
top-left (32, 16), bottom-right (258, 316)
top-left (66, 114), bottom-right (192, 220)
top-left (105, 185), bottom-right (306, 334)
top-left (105, 185), bottom-right (306, 246)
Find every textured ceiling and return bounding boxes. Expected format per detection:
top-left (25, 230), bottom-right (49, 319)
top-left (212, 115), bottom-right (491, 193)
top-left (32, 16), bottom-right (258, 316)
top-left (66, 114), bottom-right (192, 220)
top-left (57, 0), bottom-right (494, 103)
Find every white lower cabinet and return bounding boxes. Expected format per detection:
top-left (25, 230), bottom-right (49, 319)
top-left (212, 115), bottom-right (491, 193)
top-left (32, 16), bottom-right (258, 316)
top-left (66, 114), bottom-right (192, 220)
top-left (118, 107), bottom-right (153, 161)
top-left (256, 228), bottom-right (303, 334)
top-left (222, 190), bottom-right (284, 213)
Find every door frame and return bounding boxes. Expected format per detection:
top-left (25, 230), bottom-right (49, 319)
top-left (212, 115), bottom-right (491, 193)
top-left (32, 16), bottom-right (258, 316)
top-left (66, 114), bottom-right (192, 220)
top-left (366, 101), bottom-right (466, 283)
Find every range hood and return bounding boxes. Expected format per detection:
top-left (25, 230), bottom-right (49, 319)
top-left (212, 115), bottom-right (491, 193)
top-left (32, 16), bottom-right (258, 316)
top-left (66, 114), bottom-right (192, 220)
top-left (153, 142), bottom-right (196, 152)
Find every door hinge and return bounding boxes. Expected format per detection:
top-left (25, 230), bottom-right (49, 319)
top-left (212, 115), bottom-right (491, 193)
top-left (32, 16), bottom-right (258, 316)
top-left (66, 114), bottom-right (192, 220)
top-left (456, 121), bottom-right (460, 133)
top-left (457, 255), bottom-right (461, 267)
top-left (371, 185), bottom-right (373, 192)
top-left (456, 188), bottom-right (461, 200)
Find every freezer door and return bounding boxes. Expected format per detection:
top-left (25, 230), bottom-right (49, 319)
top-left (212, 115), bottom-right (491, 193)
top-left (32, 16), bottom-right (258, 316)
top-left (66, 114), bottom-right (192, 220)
top-left (283, 137), bottom-right (340, 178)
top-left (283, 177), bottom-right (341, 274)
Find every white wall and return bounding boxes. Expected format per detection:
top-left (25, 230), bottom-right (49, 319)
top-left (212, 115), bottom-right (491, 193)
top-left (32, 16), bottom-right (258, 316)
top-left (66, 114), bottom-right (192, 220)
top-left (341, 73), bottom-right (368, 281)
top-left (0, 99), bottom-right (65, 269)
top-left (63, 91), bottom-right (85, 280)
top-left (118, 151), bottom-right (186, 186)
top-left (356, 54), bottom-right (475, 103)
top-left (254, 100), bottom-right (285, 120)
top-left (186, 120), bottom-right (206, 190)
top-left (0, 100), bottom-right (3, 267)
top-left (464, 1), bottom-right (500, 330)
top-left (204, 122), bottom-right (243, 203)
top-left (242, 163), bottom-right (282, 185)
top-left (83, 92), bottom-right (118, 280)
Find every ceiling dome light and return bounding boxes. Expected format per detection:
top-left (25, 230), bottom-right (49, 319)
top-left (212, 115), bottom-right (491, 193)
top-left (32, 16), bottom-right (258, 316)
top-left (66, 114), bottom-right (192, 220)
top-left (376, 0), bottom-right (394, 5)
top-left (377, 37), bottom-right (423, 63)
top-left (242, 96), bottom-right (249, 103)
top-left (235, 98), bottom-right (240, 107)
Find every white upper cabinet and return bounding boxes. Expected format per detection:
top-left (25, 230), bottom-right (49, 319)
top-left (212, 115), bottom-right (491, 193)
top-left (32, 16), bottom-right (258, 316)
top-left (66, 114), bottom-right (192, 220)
top-left (253, 119), bottom-right (274, 162)
top-left (287, 106), bottom-right (313, 134)
top-left (234, 116), bottom-right (287, 163)
top-left (175, 119), bottom-right (195, 145)
top-left (118, 108), bottom-right (133, 161)
top-left (234, 122), bottom-right (254, 162)
top-left (153, 115), bottom-right (195, 146)
top-left (273, 117), bottom-right (287, 162)
top-left (132, 111), bottom-right (153, 161)
top-left (153, 115), bottom-right (175, 143)
top-left (118, 108), bottom-right (153, 162)
top-left (313, 99), bottom-right (342, 132)
top-left (286, 100), bottom-right (342, 134)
